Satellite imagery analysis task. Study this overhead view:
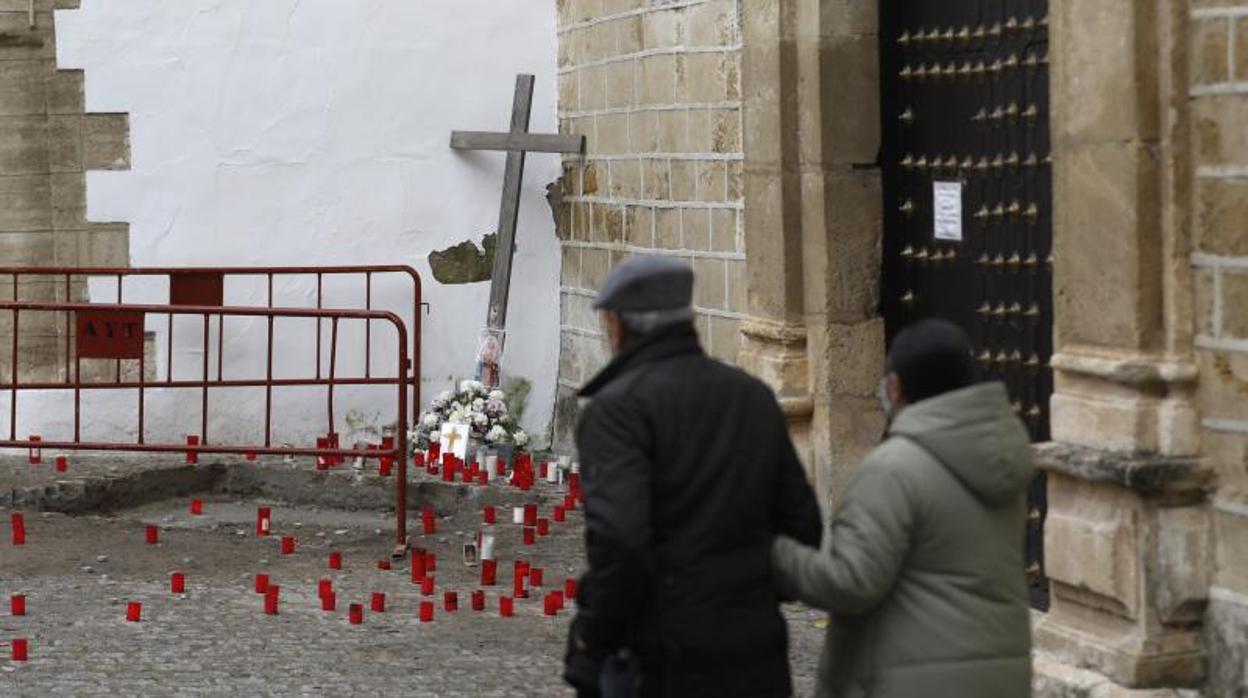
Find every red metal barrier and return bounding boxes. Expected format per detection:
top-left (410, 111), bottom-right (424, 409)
top-left (0, 301), bottom-right (413, 556)
top-left (0, 265), bottom-right (423, 417)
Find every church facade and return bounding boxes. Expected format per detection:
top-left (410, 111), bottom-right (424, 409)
top-left (553, 1), bottom-right (1247, 695)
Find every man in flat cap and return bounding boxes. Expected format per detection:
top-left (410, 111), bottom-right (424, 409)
top-left (563, 256), bottom-right (822, 698)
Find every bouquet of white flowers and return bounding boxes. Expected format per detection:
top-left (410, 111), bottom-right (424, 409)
top-left (410, 379), bottom-right (529, 450)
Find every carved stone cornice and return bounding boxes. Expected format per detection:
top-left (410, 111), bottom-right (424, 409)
top-left (740, 316), bottom-right (807, 347)
top-left (1034, 442), bottom-right (1211, 499)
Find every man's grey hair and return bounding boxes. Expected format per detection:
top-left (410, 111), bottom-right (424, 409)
top-left (617, 306), bottom-right (694, 335)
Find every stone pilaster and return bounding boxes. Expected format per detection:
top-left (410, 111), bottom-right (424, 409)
top-left (1036, 0), bottom-right (1211, 691)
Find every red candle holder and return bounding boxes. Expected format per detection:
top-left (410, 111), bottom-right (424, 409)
top-left (443, 591), bottom-right (458, 612)
top-left (328, 551), bottom-right (342, 570)
top-left (190, 499), bottom-right (203, 516)
top-left (10, 594), bottom-right (25, 616)
top-left (280, 535), bottom-right (295, 555)
top-left (499, 596), bottom-right (514, 617)
top-left (256, 507), bottom-right (272, 536)
top-left (255, 574), bottom-right (269, 594)
top-left (554, 506), bottom-right (566, 523)
top-left (376, 559), bottom-right (392, 571)
top-left (471, 589), bottom-right (486, 611)
top-left (420, 577), bottom-right (435, 596)
top-left (348, 602), bottom-right (363, 625)
top-left (411, 551), bottom-right (426, 582)
top-left (483, 506), bottom-right (496, 524)
top-left (315, 437), bottom-right (331, 470)
top-left (28, 435), bottom-right (41, 464)
top-left (421, 507), bottom-right (436, 535)
top-left (321, 591), bottom-right (336, 611)
top-left (10, 512), bottom-right (24, 545)
top-left (537, 518), bottom-right (550, 536)
top-left (264, 586), bottom-right (280, 615)
top-left (246, 451), bottom-right (257, 461)
top-left (513, 574), bottom-right (528, 599)
top-left (185, 435), bottom-right (199, 464)
top-left (522, 527), bottom-right (536, 546)
top-left (171, 572), bottom-right (186, 594)
top-left (11, 638), bottom-right (27, 661)
top-left (379, 456), bottom-right (393, 477)
top-left (495, 458), bottom-right (506, 477)
top-left (551, 590), bottom-right (565, 610)
top-left (477, 470), bottom-right (489, 486)
top-left (530, 567), bottom-right (544, 587)
top-left (126, 601), bottom-right (142, 622)
top-left (371, 592), bottom-right (386, 613)
top-left (481, 559), bottom-right (498, 586)
top-left (318, 579), bottom-right (333, 598)
top-left (564, 578), bottom-right (578, 599)
top-left (543, 593), bottom-right (558, 616)
top-left (523, 504), bottom-right (538, 527)
top-left (54, 455), bottom-right (68, 473)
top-left (145, 525), bottom-right (159, 545)
top-left (419, 601), bottom-right (434, 623)
top-left (539, 462), bottom-right (549, 480)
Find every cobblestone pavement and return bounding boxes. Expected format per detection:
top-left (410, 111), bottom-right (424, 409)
top-left (0, 460), bottom-right (826, 696)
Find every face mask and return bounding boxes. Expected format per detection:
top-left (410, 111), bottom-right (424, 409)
top-left (877, 375), bottom-right (894, 418)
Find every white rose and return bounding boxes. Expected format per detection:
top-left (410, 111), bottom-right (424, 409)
top-left (486, 425), bottom-right (508, 443)
top-left (422, 413), bottom-right (438, 427)
top-left (488, 389), bottom-right (505, 401)
top-left (473, 413), bottom-right (488, 426)
top-left (471, 398), bottom-right (485, 411)
top-left (513, 430), bottom-right (529, 447)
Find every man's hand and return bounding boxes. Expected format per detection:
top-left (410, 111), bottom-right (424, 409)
top-left (563, 617), bottom-right (604, 697)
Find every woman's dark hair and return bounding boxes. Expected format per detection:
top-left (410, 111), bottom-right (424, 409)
top-left (885, 318), bottom-right (980, 403)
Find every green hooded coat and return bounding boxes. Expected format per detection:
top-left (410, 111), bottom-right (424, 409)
top-left (773, 382), bottom-right (1034, 698)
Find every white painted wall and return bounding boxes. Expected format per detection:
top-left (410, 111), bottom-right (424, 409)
top-left (35, 0), bottom-right (562, 449)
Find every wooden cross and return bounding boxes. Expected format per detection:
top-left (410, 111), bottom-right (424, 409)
top-left (451, 74), bottom-right (585, 334)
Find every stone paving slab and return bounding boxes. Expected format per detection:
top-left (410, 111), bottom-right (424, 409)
top-left (0, 460), bottom-right (826, 696)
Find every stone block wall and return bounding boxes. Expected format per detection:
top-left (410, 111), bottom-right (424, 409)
top-left (1189, 3), bottom-right (1248, 694)
top-left (552, 0), bottom-right (745, 448)
top-left (0, 0), bottom-right (129, 382)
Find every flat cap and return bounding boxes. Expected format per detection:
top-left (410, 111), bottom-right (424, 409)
top-left (593, 256), bottom-right (694, 312)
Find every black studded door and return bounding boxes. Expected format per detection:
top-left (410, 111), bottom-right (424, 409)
top-left (879, 0), bottom-right (1053, 610)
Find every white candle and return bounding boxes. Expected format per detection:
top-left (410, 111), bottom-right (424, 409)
top-left (513, 507), bottom-right (524, 525)
top-left (546, 464), bottom-right (559, 483)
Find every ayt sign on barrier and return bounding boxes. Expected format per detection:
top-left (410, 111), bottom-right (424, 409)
top-left (76, 310), bottom-right (145, 360)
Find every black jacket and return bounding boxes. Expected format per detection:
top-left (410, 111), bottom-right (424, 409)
top-left (567, 323), bottom-right (822, 697)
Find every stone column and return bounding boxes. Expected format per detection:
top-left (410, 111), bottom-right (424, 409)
top-left (1035, 0), bottom-right (1211, 689)
top-left (739, 0), bottom-right (814, 467)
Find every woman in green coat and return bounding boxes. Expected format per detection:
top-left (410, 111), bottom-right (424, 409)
top-left (773, 320), bottom-right (1034, 698)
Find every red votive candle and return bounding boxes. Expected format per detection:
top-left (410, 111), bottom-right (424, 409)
top-left (376, 559), bottom-right (391, 571)
top-left (411, 551), bottom-right (426, 582)
top-left (419, 601), bottom-right (434, 623)
top-left (539, 462), bottom-right (549, 480)
top-left (10, 513), bottom-right (24, 545)
top-left (280, 535), bottom-right (295, 555)
top-left (315, 437), bottom-right (330, 470)
top-left (483, 506), bottom-right (496, 524)
top-left (246, 451), bottom-right (257, 461)
top-left (126, 601), bottom-right (142, 622)
top-left (551, 590), bottom-right (565, 610)
top-left (421, 577), bottom-right (435, 596)
top-left (171, 572), bottom-right (185, 594)
top-left (328, 551), bottom-right (342, 570)
top-left (444, 591), bottom-right (458, 612)
top-left (190, 499), bottom-right (203, 515)
top-left (500, 596), bottom-right (514, 617)
top-left (11, 638), bottom-right (27, 661)
top-left (481, 559), bottom-right (498, 586)
top-left (256, 507), bottom-right (272, 536)
top-left (379, 456), bottom-right (393, 477)
top-left (554, 505), bottom-right (566, 523)
top-left (543, 593), bottom-right (558, 616)
top-left (145, 525), bottom-right (159, 545)
top-left (255, 574), bottom-right (270, 594)
top-left (28, 436), bottom-right (41, 464)
top-left (318, 579), bottom-right (333, 598)
top-left (523, 527), bottom-right (536, 546)
top-left (565, 578), bottom-right (578, 599)
top-left (185, 435), bottom-right (199, 464)
top-left (495, 458), bottom-right (506, 477)
top-left (55, 455), bottom-right (67, 472)
top-left (477, 470), bottom-right (489, 486)
top-left (321, 591), bottom-right (336, 611)
top-left (513, 574), bottom-right (527, 599)
top-left (10, 594), bottom-right (25, 616)
top-left (421, 507), bottom-right (436, 535)
top-left (264, 586), bottom-right (280, 615)
top-left (348, 603), bottom-right (363, 625)
top-left (537, 518), bottom-right (550, 536)
top-left (523, 504), bottom-right (538, 527)
top-left (471, 589), bottom-right (485, 611)
top-left (530, 567), bottom-right (544, 587)
top-left (371, 592), bottom-right (386, 613)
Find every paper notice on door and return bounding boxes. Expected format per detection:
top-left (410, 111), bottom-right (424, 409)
top-left (933, 181), bottom-right (963, 242)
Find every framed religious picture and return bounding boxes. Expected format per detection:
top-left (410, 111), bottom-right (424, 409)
top-left (439, 422), bottom-right (472, 462)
